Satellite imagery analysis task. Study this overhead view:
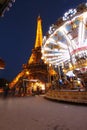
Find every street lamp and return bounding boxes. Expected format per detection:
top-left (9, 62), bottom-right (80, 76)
top-left (0, 0), bottom-right (16, 69)
top-left (0, 0), bottom-right (15, 17)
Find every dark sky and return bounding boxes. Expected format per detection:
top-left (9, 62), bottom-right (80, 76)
top-left (0, 0), bottom-right (85, 81)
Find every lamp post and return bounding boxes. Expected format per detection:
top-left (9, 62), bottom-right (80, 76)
top-left (0, 0), bottom-right (16, 70)
top-left (0, 0), bottom-right (15, 17)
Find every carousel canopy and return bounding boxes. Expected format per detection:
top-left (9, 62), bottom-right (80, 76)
top-left (42, 3), bottom-right (87, 73)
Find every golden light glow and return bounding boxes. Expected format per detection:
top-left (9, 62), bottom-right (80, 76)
top-left (35, 16), bottom-right (43, 48)
top-left (9, 70), bottom-right (25, 88)
top-left (69, 63), bottom-right (73, 69)
top-left (32, 81), bottom-right (45, 91)
top-left (26, 71), bottom-right (29, 75)
top-left (28, 16), bottom-right (43, 64)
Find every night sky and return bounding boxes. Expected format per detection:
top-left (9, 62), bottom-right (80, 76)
top-left (0, 0), bottom-right (85, 81)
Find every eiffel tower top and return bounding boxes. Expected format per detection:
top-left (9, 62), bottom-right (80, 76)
top-left (34, 15), bottom-right (43, 48)
top-left (28, 15), bottom-right (43, 64)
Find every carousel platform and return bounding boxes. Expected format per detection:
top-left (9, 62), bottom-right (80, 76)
top-left (45, 89), bottom-right (87, 104)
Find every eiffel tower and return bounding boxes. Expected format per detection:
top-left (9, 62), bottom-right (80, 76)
top-left (10, 16), bottom-right (56, 89)
top-left (24, 15), bottom-right (48, 82)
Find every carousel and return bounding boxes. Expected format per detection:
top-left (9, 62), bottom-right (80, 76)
top-left (42, 3), bottom-right (87, 90)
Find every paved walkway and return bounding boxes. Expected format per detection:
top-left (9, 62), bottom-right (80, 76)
top-left (0, 96), bottom-right (87, 130)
